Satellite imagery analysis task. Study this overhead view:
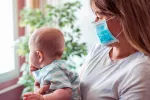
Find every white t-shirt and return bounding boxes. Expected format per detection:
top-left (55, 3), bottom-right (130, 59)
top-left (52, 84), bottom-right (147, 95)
top-left (80, 44), bottom-right (150, 100)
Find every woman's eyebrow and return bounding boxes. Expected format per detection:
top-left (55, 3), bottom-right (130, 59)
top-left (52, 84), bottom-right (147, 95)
top-left (95, 11), bottom-right (111, 16)
top-left (95, 11), bottom-right (106, 16)
top-left (95, 11), bottom-right (103, 15)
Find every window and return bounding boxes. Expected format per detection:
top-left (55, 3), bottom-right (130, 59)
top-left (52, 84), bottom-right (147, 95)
top-left (0, 0), bottom-right (19, 83)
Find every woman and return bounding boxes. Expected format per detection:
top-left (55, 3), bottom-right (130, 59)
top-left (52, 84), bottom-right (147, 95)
top-left (80, 0), bottom-right (150, 100)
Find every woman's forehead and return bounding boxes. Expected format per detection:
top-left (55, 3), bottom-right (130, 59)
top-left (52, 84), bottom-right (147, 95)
top-left (91, 0), bottom-right (114, 17)
top-left (91, 1), bottom-right (100, 13)
top-left (91, 1), bottom-right (107, 17)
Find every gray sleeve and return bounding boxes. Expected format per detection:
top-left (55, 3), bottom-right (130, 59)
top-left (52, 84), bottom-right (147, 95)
top-left (119, 63), bottom-right (150, 100)
top-left (80, 44), bottom-right (101, 76)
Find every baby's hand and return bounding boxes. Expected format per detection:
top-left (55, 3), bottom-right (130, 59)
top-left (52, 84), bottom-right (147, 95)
top-left (34, 81), bottom-right (40, 93)
top-left (35, 81), bottom-right (40, 88)
top-left (23, 92), bottom-right (44, 100)
top-left (30, 65), bottom-right (38, 73)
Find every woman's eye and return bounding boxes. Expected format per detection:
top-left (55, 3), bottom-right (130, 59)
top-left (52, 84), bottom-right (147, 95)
top-left (95, 17), bottom-right (103, 22)
top-left (95, 17), bottom-right (99, 22)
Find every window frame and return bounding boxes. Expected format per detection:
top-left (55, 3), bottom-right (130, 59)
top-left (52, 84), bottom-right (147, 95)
top-left (0, 0), bottom-right (19, 83)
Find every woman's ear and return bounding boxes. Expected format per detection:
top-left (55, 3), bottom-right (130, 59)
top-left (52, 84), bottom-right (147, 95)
top-left (36, 51), bottom-right (43, 63)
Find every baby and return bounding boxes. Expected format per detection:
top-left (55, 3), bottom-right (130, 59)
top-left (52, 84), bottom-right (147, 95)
top-left (23, 28), bottom-right (81, 100)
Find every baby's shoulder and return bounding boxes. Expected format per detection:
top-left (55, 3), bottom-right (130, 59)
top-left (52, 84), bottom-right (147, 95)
top-left (52, 60), bottom-right (72, 72)
top-left (53, 60), bottom-right (67, 68)
top-left (52, 60), bottom-right (78, 75)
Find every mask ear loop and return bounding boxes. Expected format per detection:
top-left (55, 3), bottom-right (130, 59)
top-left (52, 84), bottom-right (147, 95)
top-left (116, 30), bottom-right (123, 37)
top-left (116, 30), bottom-right (123, 43)
top-left (106, 16), bottom-right (115, 21)
top-left (91, 16), bottom-right (115, 25)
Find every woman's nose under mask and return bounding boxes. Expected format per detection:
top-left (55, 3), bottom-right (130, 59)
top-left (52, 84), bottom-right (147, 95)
top-left (93, 18), bottom-right (122, 46)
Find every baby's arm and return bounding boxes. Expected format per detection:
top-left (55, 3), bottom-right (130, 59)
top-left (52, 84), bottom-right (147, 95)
top-left (38, 84), bottom-right (50, 95)
top-left (34, 79), bottom-right (51, 95)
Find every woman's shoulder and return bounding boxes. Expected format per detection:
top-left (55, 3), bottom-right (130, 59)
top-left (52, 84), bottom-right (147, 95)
top-left (118, 55), bottom-right (150, 99)
top-left (131, 52), bottom-right (150, 67)
top-left (120, 54), bottom-right (150, 83)
top-left (131, 56), bottom-right (150, 75)
top-left (123, 52), bottom-right (150, 72)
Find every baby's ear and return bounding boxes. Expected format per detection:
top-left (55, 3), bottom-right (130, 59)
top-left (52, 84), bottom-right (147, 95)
top-left (36, 51), bottom-right (43, 63)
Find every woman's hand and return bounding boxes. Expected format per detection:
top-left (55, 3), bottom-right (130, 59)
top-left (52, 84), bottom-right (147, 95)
top-left (23, 92), bottom-right (44, 100)
top-left (43, 88), bottom-right (72, 100)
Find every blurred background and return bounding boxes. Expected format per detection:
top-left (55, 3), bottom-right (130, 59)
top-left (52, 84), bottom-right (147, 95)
top-left (0, 0), bottom-right (98, 100)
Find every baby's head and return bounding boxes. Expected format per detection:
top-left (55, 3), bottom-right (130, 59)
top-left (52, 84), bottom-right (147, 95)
top-left (29, 27), bottom-right (65, 69)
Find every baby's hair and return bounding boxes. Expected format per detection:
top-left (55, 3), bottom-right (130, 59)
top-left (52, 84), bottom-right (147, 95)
top-left (30, 27), bottom-right (65, 59)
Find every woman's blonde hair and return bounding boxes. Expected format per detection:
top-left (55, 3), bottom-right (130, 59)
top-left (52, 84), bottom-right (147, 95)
top-left (91, 0), bottom-right (150, 56)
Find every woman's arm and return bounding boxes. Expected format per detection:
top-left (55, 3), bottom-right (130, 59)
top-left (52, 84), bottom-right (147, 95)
top-left (43, 88), bottom-right (72, 100)
top-left (23, 88), bottom-right (72, 100)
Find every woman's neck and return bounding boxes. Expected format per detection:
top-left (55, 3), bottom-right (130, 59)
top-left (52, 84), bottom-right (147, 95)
top-left (109, 42), bottom-right (137, 60)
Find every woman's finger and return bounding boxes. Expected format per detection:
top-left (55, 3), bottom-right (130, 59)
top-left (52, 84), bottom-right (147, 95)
top-left (24, 94), bottom-right (37, 99)
top-left (23, 92), bottom-right (34, 97)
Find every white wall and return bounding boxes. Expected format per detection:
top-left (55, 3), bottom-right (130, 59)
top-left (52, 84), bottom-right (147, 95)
top-left (77, 0), bottom-right (99, 50)
top-left (60, 0), bottom-right (99, 50)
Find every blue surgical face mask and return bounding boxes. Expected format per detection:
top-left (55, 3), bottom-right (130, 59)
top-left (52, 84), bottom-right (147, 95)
top-left (93, 17), bottom-right (122, 46)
